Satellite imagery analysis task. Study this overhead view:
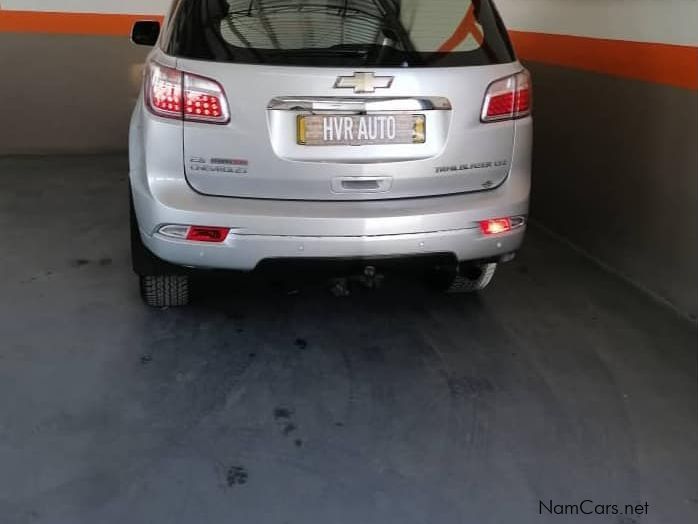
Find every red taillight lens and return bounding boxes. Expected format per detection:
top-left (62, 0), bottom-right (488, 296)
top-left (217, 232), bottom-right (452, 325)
top-left (486, 92), bottom-right (515, 118)
top-left (185, 227), bottom-right (230, 243)
top-left (147, 62), bottom-right (183, 119)
top-left (183, 73), bottom-right (229, 123)
top-left (146, 63), bottom-right (230, 124)
top-left (515, 83), bottom-right (531, 114)
top-left (185, 93), bottom-right (223, 119)
top-left (482, 70), bottom-right (532, 122)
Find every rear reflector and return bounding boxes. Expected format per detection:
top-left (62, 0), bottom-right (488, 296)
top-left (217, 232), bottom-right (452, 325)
top-left (158, 225), bottom-right (230, 243)
top-left (186, 227), bottom-right (230, 243)
top-left (479, 216), bottom-right (526, 235)
top-left (146, 62), bottom-right (230, 124)
top-left (481, 70), bottom-right (532, 122)
top-left (480, 218), bottom-right (512, 235)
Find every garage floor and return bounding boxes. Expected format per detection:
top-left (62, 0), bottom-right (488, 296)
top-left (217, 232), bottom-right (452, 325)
top-left (1, 156), bottom-right (696, 524)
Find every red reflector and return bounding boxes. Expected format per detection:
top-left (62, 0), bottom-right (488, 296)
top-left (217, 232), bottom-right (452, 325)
top-left (480, 218), bottom-right (512, 235)
top-left (185, 226), bottom-right (230, 243)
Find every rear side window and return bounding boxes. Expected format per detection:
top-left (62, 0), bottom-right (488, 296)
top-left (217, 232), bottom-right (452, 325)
top-left (167, 0), bottom-right (515, 67)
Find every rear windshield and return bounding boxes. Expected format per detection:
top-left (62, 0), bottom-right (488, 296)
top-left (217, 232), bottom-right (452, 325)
top-left (167, 0), bottom-right (515, 67)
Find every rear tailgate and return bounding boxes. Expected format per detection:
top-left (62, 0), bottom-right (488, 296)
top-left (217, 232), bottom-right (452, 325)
top-left (180, 60), bottom-right (519, 201)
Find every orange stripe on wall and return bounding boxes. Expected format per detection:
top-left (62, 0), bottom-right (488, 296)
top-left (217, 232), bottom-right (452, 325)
top-left (0, 10), bottom-right (162, 37)
top-left (510, 31), bottom-right (698, 91)
top-left (0, 10), bottom-right (696, 90)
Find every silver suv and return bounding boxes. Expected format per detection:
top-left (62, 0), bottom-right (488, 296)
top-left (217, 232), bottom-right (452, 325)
top-left (129, 0), bottom-right (532, 307)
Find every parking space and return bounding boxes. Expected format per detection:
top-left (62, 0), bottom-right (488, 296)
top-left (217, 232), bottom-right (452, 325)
top-left (1, 155), bottom-right (695, 524)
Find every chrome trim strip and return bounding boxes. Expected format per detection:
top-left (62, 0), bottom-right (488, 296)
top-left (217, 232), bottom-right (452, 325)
top-left (268, 97), bottom-right (452, 112)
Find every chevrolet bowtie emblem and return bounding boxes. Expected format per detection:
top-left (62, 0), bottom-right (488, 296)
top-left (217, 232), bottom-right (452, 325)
top-left (334, 72), bottom-right (394, 94)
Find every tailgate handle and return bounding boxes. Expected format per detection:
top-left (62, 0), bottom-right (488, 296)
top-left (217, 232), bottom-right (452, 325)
top-left (344, 180), bottom-right (379, 190)
top-left (332, 176), bottom-right (393, 193)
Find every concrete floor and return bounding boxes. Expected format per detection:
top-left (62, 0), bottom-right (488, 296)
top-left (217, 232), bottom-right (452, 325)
top-left (0, 155), bottom-right (696, 524)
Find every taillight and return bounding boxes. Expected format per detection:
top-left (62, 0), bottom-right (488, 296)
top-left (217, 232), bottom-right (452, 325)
top-left (147, 62), bottom-right (182, 119)
top-left (481, 70), bottom-right (532, 123)
top-left (146, 62), bottom-right (230, 124)
top-left (183, 73), bottom-right (229, 123)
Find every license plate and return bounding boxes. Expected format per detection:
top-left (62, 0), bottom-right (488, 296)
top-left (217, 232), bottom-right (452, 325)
top-left (298, 114), bottom-right (425, 146)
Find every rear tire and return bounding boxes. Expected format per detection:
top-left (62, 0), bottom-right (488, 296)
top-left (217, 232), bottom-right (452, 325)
top-left (130, 188), bottom-right (191, 307)
top-left (140, 275), bottom-right (190, 308)
top-left (428, 262), bottom-right (498, 293)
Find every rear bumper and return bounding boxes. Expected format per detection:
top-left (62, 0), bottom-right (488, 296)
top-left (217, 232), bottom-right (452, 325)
top-left (131, 171), bottom-right (530, 271)
top-left (145, 226), bottom-right (526, 271)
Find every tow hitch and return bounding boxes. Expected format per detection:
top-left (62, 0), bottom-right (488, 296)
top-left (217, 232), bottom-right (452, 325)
top-left (330, 266), bottom-right (386, 296)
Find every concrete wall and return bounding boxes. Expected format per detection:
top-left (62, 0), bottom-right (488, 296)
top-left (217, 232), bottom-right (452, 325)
top-left (496, 0), bottom-right (698, 318)
top-left (528, 63), bottom-right (697, 318)
top-left (1, 1), bottom-right (697, 317)
top-left (0, 32), bottom-right (148, 154)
